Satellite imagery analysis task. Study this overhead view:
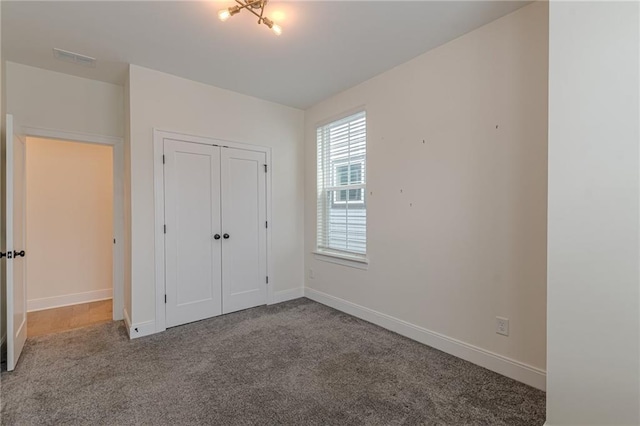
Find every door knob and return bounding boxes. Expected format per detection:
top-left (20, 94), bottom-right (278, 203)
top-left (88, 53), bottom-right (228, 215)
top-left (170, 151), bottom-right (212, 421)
top-left (13, 250), bottom-right (25, 258)
top-left (223, 233), bottom-right (230, 239)
top-left (214, 234), bottom-right (221, 240)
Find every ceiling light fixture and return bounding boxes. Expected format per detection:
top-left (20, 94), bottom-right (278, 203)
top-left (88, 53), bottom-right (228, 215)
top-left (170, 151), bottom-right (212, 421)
top-left (218, 0), bottom-right (282, 36)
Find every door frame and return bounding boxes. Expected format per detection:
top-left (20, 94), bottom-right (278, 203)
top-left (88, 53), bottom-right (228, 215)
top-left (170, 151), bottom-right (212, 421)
top-left (21, 126), bottom-right (125, 321)
top-left (153, 129), bottom-right (273, 334)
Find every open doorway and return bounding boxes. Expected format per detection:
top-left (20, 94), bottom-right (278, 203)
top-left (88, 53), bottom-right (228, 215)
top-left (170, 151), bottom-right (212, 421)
top-left (24, 136), bottom-right (117, 337)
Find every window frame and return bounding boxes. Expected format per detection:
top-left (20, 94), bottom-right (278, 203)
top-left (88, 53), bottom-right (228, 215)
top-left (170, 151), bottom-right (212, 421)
top-left (331, 161), bottom-right (365, 207)
top-left (315, 108), bottom-right (368, 265)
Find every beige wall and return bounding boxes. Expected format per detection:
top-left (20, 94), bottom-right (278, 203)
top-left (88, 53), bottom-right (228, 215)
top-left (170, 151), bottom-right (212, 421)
top-left (304, 2), bottom-right (548, 388)
top-left (547, 1), bottom-right (640, 424)
top-left (25, 137), bottom-right (113, 308)
top-left (128, 65), bottom-right (305, 326)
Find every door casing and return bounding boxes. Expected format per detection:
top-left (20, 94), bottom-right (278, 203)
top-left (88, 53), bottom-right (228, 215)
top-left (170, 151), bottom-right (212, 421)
top-left (153, 129), bottom-right (273, 335)
top-left (21, 126), bottom-right (125, 322)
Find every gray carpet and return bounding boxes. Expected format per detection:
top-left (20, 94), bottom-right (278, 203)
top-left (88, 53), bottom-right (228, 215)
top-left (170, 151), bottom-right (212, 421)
top-left (1, 298), bottom-right (545, 425)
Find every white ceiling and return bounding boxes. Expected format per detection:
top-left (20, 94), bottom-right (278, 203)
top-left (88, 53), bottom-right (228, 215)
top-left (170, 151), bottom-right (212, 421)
top-left (2, 1), bottom-right (530, 109)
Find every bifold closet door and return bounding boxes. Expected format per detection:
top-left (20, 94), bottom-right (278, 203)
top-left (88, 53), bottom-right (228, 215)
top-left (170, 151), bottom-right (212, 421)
top-left (164, 139), bottom-right (222, 327)
top-left (221, 148), bottom-right (267, 314)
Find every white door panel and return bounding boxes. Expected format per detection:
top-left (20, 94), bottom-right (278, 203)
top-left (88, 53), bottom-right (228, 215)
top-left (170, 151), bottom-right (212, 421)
top-left (221, 148), bottom-right (267, 314)
top-left (6, 114), bottom-right (27, 371)
top-left (164, 139), bottom-right (222, 327)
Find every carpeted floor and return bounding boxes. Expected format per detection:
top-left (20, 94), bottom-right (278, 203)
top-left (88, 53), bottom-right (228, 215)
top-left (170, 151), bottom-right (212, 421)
top-left (1, 298), bottom-right (546, 425)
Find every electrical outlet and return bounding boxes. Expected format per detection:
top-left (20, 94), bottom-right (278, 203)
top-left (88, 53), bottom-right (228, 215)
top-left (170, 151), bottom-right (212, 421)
top-left (309, 268), bottom-right (315, 279)
top-left (496, 317), bottom-right (509, 336)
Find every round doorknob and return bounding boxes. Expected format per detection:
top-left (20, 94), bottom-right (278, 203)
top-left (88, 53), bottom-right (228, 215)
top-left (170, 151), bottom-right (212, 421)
top-left (214, 234), bottom-right (221, 240)
top-left (13, 250), bottom-right (25, 258)
top-left (223, 233), bottom-right (230, 239)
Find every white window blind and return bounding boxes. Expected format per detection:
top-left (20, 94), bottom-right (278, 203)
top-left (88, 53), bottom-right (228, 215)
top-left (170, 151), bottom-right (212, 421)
top-left (317, 111), bottom-right (366, 258)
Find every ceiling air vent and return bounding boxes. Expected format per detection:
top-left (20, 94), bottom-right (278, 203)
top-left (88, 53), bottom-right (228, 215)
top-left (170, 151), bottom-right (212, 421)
top-left (53, 48), bottom-right (96, 68)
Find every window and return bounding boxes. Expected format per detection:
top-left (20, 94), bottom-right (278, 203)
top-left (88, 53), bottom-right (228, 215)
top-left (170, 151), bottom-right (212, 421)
top-left (317, 111), bottom-right (366, 258)
top-left (333, 163), bottom-right (364, 205)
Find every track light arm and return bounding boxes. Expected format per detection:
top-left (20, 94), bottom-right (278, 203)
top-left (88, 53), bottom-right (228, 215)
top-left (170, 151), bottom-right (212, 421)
top-left (219, 0), bottom-right (282, 35)
top-left (233, 0), bottom-right (268, 25)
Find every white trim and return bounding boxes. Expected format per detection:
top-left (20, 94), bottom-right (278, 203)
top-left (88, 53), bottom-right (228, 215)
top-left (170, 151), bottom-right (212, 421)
top-left (270, 288), bottom-right (304, 304)
top-left (123, 307), bottom-right (155, 339)
top-left (153, 130), bottom-right (167, 334)
top-left (315, 105), bottom-right (367, 130)
top-left (128, 320), bottom-right (156, 339)
top-left (21, 125), bottom-right (125, 322)
top-left (304, 287), bottom-right (547, 391)
top-left (123, 308), bottom-right (132, 338)
top-left (313, 251), bottom-right (369, 270)
top-left (153, 129), bottom-right (273, 334)
top-left (27, 289), bottom-right (113, 312)
top-left (22, 126), bottom-right (122, 146)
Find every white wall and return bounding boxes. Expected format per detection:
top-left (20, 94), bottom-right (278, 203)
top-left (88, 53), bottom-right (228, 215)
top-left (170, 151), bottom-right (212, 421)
top-left (304, 2), bottom-right (548, 388)
top-left (123, 69), bottom-right (132, 323)
top-left (4, 62), bottom-right (125, 321)
top-left (25, 137), bottom-right (113, 310)
top-left (127, 65), bottom-right (304, 326)
top-left (547, 1), bottom-right (640, 424)
top-left (5, 62), bottom-right (123, 137)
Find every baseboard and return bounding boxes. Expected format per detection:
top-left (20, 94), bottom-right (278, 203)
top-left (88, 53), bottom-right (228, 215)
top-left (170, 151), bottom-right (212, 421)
top-left (28, 289), bottom-right (113, 312)
top-left (0, 333), bottom-right (6, 363)
top-left (304, 287), bottom-right (547, 391)
top-left (123, 308), bottom-right (132, 338)
top-left (128, 320), bottom-right (156, 339)
top-left (271, 287), bottom-right (304, 304)
top-left (122, 308), bottom-right (156, 340)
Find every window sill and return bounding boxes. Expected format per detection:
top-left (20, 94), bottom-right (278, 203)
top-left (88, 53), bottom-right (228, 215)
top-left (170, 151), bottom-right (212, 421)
top-left (313, 251), bottom-right (369, 270)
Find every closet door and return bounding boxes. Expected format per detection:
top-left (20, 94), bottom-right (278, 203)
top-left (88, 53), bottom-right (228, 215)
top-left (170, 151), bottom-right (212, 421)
top-left (221, 148), bottom-right (267, 314)
top-left (164, 139), bottom-right (222, 327)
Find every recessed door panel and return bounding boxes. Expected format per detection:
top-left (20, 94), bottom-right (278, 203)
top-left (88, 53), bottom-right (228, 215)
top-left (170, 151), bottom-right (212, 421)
top-left (221, 148), bottom-right (267, 314)
top-left (164, 139), bottom-right (222, 327)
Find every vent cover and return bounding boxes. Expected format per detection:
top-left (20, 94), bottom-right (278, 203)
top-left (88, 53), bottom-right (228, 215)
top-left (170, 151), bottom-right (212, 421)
top-left (53, 48), bottom-right (96, 68)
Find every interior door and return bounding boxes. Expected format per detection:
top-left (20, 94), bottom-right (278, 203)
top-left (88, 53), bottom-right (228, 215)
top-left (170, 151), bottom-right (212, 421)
top-left (5, 114), bottom-right (27, 371)
top-left (221, 147), bottom-right (267, 314)
top-left (164, 139), bottom-right (222, 328)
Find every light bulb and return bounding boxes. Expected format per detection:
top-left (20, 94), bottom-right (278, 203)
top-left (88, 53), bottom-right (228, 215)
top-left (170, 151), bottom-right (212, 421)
top-left (218, 9), bottom-right (231, 22)
top-left (272, 24), bottom-right (282, 36)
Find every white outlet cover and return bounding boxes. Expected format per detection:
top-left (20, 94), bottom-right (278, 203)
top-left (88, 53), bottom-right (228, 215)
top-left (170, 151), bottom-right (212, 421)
top-left (496, 317), bottom-right (509, 336)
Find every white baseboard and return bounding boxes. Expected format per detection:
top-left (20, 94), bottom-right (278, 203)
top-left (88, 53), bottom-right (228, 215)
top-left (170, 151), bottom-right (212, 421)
top-left (27, 289), bottom-right (113, 312)
top-left (304, 287), bottom-right (546, 391)
top-left (271, 287), bottom-right (304, 304)
top-left (122, 308), bottom-right (156, 339)
top-left (123, 308), bottom-right (132, 338)
top-left (128, 320), bottom-right (156, 339)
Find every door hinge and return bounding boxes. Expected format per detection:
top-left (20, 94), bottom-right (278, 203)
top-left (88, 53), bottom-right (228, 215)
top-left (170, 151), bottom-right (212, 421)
top-left (266, 276), bottom-right (269, 284)
top-left (162, 155), bottom-right (165, 164)
top-left (264, 164), bottom-right (268, 173)
top-left (164, 224), bottom-right (167, 234)
top-left (265, 221), bottom-right (268, 229)
top-left (165, 294), bottom-right (167, 304)
top-left (113, 238), bottom-right (116, 244)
